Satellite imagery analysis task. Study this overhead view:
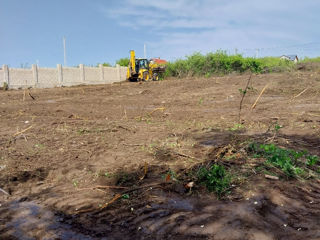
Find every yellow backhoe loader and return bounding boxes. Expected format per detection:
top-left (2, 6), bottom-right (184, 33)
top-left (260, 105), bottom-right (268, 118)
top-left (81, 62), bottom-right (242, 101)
top-left (126, 50), bottom-right (166, 82)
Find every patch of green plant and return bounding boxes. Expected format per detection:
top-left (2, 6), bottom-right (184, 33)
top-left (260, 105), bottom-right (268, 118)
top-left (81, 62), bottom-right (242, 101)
top-left (306, 155), bottom-right (319, 166)
top-left (72, 179), bottom-right (78, 187)
top-left (3, 82), bottom-right (8, 91)
top-left (300, 57), bottom-right (320, 63)
top-left (116, 58), bottom-right (130, 67)
top-left (274, 123), bottom-right (283, 132)
top-left (164, 51), bottom-right (295, 78)
top-left (248, 143), bottom-right (319, 178)
top-left (97, 62), bottom-right (112, 67)
top-left (197, 164), bottom-right (231, 197)
top-left (77, 128), bottom-right (90, 135)
top-left (122, 194), bottom-right (130, 199)
top-left (229, 123), bottom-right (244, 131)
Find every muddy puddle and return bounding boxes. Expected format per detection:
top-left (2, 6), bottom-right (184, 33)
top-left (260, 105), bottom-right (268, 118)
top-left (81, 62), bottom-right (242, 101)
top-left (1, 200), bottom-right (100, 240)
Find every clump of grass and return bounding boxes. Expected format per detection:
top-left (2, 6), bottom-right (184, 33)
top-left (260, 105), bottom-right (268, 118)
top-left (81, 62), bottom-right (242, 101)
top-left (3, 82), bottom-right (8, 91)
top-left (249, 143), bottom-right (319, 178)
top-left (197, 164), bottom-right (231, 197)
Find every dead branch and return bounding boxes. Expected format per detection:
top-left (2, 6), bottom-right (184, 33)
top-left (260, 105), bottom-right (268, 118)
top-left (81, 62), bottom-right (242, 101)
top-left (238, 73), bottom-right (253, 123)
top-left (77, 185), bottom-right (129, 191)
top-left (13, 125), bottom-right (33, 137)
top-left (173, 151), bottom-right (201, 161)
top-left (290, 88), bottom-right (309, 101)
top-left (0, 188), bottom-right (10, 195)
top-left (251, 83), bottom-right (269, 110)
top-left (139, 162), bottom-right (148, 180)
top-left (28, 92), bottom-right (36, 100)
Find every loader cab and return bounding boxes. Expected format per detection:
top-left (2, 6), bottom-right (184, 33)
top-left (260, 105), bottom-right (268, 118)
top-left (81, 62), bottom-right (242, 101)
top-left (135, 59), bottom-right (149, 72)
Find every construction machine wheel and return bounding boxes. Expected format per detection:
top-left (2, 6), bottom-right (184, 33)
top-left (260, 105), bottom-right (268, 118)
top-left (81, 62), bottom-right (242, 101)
top-left (152, 73), bottom-right (159, 81)
top-left (143, 72), bottom-right (149, 81)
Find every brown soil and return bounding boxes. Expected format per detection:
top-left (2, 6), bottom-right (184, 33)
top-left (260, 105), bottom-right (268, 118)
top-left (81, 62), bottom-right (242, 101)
top-left (0, 70), bottom-right (320, 239)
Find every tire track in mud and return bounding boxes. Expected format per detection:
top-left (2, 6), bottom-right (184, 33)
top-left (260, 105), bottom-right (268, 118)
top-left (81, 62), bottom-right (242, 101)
top-left (77, 183), bottom-right (320, 240)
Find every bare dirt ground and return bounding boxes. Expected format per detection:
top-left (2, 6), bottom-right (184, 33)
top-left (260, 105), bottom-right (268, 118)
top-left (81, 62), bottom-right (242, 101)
top-left (0, 69), bottom-right (320, 239)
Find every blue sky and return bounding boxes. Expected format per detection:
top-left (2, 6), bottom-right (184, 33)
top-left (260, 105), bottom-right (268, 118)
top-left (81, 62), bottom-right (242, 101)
top-left (1, 0), bottom-right (320, 67)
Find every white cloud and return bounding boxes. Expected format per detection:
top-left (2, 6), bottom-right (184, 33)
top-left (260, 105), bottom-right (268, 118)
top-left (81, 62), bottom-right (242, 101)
top-left (100, 0), bottom-right (320, 58)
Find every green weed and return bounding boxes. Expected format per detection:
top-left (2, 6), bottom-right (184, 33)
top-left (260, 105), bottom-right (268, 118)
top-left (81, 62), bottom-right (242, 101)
top-left (306, 155), bottom-right (319, 166)
top-left (249, 143), bottom-right (319, 178)
top-left (229, 123), bottom-right (244, 131)
top-left (197, 164), bottom-right (231, 197)
top-left (122, 194), bottom-right (130, 199)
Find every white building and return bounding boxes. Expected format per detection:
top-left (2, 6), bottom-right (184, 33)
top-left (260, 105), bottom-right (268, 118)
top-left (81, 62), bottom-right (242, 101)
top-left (280, 55), bottom-right (299, 63)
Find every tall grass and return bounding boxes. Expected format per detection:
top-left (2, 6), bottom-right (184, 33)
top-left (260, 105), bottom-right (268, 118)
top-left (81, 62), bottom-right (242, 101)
top-left (164, 51), bottom-right (295, 77)
top-left (300, 57), bottom-right (320, 63)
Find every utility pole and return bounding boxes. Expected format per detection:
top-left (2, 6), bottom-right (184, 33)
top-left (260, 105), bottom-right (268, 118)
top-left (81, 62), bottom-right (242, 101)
top-left (63, 36), bottom-right (67, 66)
top-left (144, 43), bottom-right (147, 59)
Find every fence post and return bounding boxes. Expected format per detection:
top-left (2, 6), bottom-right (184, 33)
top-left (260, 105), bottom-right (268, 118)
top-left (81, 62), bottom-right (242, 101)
top-left (79, 64), bottom-right (85, 83)
top-left (116, 64), bottom-right (121, 82)
top-left (3, 65), bottom-right (9, 88)
top-left (99, 64), bottom-right (104, 82)
top-left (32, 64), bottom-right (38, 87)
top-left (57, 64), bottom-right (63, 87)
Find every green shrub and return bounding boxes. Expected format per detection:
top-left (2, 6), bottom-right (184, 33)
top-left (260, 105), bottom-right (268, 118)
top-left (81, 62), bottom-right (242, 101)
top-left (197, 164), bottom-right (231, 196)
top-left (164, 51), bottom-right (295, 78)
top-left (97, 62), bottom-right (111, 67)
top-left (116, 58), bottom-right (130, 67)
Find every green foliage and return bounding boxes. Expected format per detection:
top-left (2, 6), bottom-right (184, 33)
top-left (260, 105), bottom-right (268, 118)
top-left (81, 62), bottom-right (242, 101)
top-left (116, 58), bottom-right (130, 67)
top-left (164, 51), bottom-right (295, 78)
top-left (274, 123), bottom-right (283, 132)
top-left (197, 164), bottom-right (231, 196)
top-left (122, 194), bottom-right (130, 199)
top-left (249, 143), bottom-right (319, 178)
top-left (97, 62), bottom-right (112, 67)
top-left (306, 155), bottom-right (319, 166)
top-left (300, 57), bottom-right (320, 63)
top-left (229, 123), bottom-right (244, 131)
top-left (3, 82), bottom-right (8, 91)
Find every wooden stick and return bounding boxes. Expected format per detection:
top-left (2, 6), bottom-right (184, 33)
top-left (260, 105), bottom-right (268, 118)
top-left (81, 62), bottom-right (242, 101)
top-left (265, 174), bottom-right (279, 180)
top-left (77, 185), bottom-right (128, 191)
top-left (238, 73), bottom-right (253, 123)
top-left (13, 125), bottom-right (33, 137)
top-left (0, 187), bottom-right (10, 195)
top-left (95, 185), bottom-right (128, 189)
top-left (291, 88), bottom-right (309, 101)
top-left (251, 84), bottom-right (269, 110)
top-left (100, 194), bottom-right (122, 209)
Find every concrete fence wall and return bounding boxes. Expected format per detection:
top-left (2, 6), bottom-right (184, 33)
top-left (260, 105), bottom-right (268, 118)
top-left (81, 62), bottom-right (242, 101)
top-left (0, 64), bottom-right (127, 89)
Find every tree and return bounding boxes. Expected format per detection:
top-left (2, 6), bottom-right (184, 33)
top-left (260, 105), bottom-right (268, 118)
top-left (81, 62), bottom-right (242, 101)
top-left (116, 58), bottom-right (130, 67)
top-left (99, 62), bottom-right (111, 67)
